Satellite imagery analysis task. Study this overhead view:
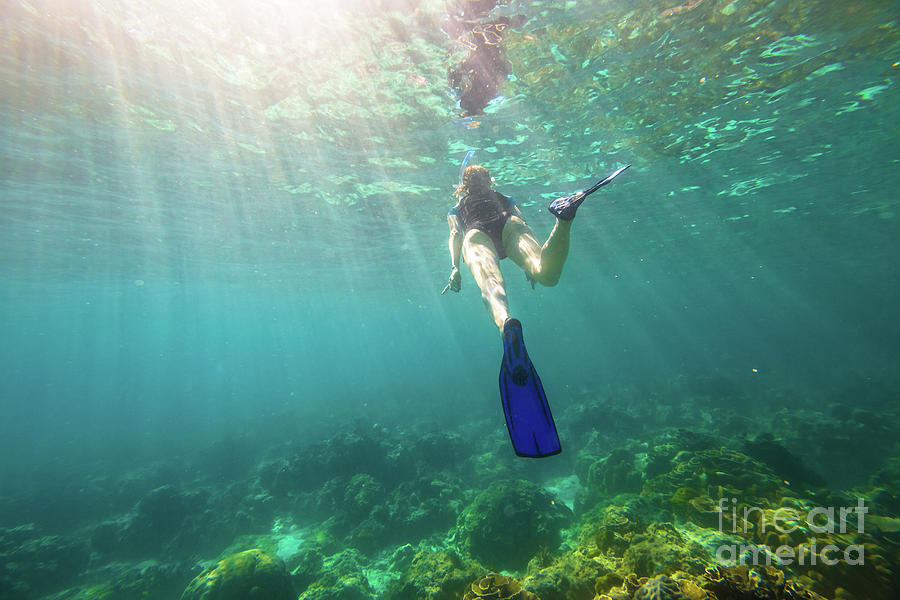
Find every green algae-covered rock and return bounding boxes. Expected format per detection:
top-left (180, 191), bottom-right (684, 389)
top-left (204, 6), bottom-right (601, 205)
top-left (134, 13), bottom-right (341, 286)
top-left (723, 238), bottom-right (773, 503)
top-left (385, 547), bottom-right (482, 600)
top-left (457, 479), bottom-right (573, 571)
top-left (55, 560), bottom-right (193, 600)
top-left (300, 548), bottom-right (375, 600)
top-left (576, 447), bottom-right (645, 513)
top-left (180, 549), bottom-right (294, 600)
top-left (523, 547), bottom-right (608, 600)
top-left (0, 527), bottom-right (91, 599)
top-left (621, 523), bottom-right (707, 578)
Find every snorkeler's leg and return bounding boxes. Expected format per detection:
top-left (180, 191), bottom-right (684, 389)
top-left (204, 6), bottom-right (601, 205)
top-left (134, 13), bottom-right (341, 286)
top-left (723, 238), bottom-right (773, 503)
top-left (502, 216), bottom-right (572, 287)
top-left (462, 229), bottom-right (510, 331)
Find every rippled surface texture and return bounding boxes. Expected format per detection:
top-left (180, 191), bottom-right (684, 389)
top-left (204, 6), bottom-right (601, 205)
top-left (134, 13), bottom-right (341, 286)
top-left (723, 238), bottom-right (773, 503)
top-left (3, 0), bottom-right (897, 280)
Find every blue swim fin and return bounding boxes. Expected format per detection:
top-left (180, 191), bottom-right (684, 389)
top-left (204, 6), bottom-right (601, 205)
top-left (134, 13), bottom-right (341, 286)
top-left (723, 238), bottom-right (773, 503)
top-left (499, 319), bottom-right (561, 458)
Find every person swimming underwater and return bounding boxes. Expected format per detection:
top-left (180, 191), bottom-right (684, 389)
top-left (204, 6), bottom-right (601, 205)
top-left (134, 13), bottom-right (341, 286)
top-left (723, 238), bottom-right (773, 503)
top-left (443, 164), bottom-right (576, 330)
top-left (442, 160), bottom-right (629, 458)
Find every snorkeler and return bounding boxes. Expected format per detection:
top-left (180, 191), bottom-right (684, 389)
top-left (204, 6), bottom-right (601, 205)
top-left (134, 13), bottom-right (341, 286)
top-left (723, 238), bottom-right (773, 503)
top-left (442, 158), bottom-right (630, 457)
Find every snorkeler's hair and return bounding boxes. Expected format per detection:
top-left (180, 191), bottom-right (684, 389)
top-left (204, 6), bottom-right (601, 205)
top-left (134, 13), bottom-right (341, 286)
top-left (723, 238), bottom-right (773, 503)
top-left (454, 165), bottom-right (492, 197)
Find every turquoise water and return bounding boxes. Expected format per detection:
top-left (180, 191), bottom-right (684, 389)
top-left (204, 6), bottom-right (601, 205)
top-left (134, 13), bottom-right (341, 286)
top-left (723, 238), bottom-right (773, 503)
top-left (1, 0), bottom-right (899, 598)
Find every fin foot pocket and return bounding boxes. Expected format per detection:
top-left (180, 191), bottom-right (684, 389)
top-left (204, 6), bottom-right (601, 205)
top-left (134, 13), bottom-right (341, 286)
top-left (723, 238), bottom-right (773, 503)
top-left (511, 366), bottom-right (528, 386)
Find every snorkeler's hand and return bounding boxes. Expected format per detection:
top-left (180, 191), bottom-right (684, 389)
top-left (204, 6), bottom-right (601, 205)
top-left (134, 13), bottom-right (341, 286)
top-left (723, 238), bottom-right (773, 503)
top-left (441, 267), bottom-right (461, 295)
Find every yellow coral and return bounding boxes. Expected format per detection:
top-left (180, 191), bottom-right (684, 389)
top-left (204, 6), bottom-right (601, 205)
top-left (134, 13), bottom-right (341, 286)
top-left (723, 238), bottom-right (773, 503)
top-left (463, 573), bottom-right (537, 600)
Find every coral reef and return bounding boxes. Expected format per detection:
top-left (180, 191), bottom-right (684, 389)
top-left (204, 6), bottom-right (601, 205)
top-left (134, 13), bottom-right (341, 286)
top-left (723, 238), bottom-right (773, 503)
top-left (180, 548), bottom-right (294, 600)
top-left (621, 524), bottom-right (707, 578)
top-left (867, 457), bottom-right (900, 516)
top-left (522, 547), bottom-right (608, 600)
top-left (286, 547), bottom-right (325, 595)
top-left (597, 566), bottom-right (833, 600)
top-left (257, 427), bottom-right (466, 554)
top-left (633, 575), bottom-right (683, 600)
top-left (702, 564), bottom-right (829, 599)
top-left (598, 573), bottom-right (697, 600)
top-left (386, 547), bottom-right (483, 600)
top-left (579, 447), bottom-right (645, 509)
top-left (456, 479), bottom-right (573, 570)
top-left (742, 434), bottom-right (826, 489)
top-left (0, 524), bottom-right (90, 598)
top-left (3, 392), bottom-right (898, 600)
top-left (124, 484), bottom-right (212, 556)
top-left (265, 430), bottom-right (395, 496)
top-left (594, 430), bottom-right (900, 600)
top-left (463, 573), bottom-right (537, 600)
top-left (64, 561), bottom-right (194, 600)
top-left (299, 548), bottom-right (375, 600)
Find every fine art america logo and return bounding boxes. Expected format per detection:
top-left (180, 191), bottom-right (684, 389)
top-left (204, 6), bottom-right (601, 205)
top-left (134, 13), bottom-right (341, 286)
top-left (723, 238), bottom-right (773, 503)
top-left (715, 497), bottom-right (867, 566)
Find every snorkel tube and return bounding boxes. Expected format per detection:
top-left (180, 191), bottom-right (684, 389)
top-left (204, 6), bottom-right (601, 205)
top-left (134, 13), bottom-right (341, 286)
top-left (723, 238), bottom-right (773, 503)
top-left (458, 150), bottom-right (476, 187)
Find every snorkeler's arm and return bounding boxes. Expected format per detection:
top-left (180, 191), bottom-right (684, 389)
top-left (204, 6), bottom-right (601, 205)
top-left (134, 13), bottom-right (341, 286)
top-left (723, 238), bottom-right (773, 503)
top-left (443, 215), bottom-right (463, 294)
top-left (448, 215), bottom-right (463, 269)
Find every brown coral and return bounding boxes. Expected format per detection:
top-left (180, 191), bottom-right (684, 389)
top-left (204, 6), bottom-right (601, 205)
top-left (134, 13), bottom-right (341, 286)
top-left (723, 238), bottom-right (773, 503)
top-left (463, 573), bottom-right (537, 600)
top-left (597, 573), bottom-right (707, 600)
top-left (634, 575), bottom-right (684, 600)
top-left (388, 548), bottom-right (482, 600)
top-left (702, 564), bottom-right (829, 599)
